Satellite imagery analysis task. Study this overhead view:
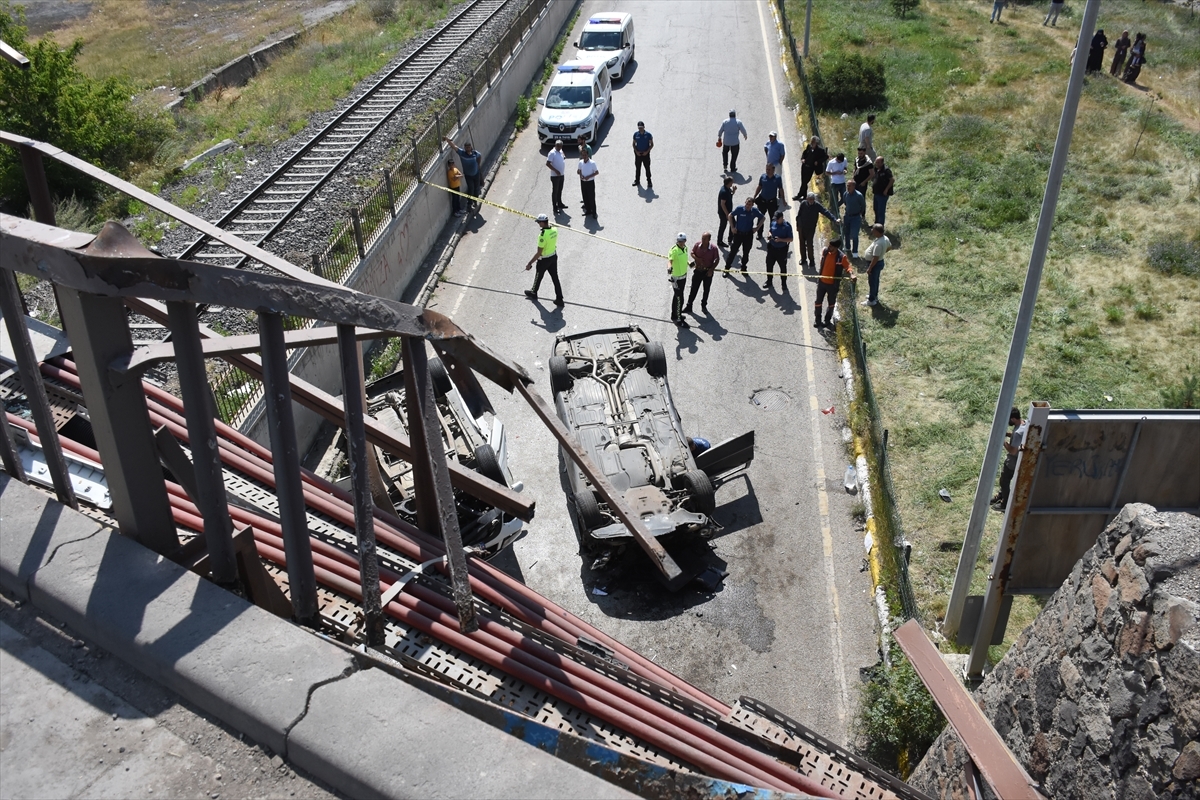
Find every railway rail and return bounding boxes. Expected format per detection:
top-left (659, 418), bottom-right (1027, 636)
top-left (176, 0), bottom-right (515, 270)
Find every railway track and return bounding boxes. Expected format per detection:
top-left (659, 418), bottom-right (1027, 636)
top-left (176, 0), bottom-right (513, 270)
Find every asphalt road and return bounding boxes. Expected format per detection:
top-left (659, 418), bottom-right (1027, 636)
top-left (427, 0), bottom-right (877, 745)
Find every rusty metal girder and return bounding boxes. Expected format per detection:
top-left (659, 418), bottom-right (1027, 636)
top-left (893, 620), bottom-right (1043, 800)
top-left (113, 325), bottom-right (390, 378)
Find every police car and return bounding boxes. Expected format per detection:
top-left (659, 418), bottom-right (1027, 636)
top-left (573, 13), bottom-right (634, 81)
top-left (536, 61), bottom-right (612, 147)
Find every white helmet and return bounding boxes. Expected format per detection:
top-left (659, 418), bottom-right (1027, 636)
top-left (536, 213), bottom-right (549, 222)
top-left (676, 232), bottom-right (687, 242)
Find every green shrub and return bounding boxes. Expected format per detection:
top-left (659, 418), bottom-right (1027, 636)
top-left (0, 3), bottom-right (172, 210)
top-left (1104, 305), bottom-right (1126, 325)
top-left (1161, 374), bottom-right (1198, 409)
top-left (515, 95), bottom-right (533, 129)
top-left (366, 0), bottom-right (397, 24)
top-left (1134, 301), bottom-right (1163, 321)
top-left (809, 51), bottom-right (886, 112)
top-left (1147, 236), bottom-right (1200, 277)
top-left (891, 0), bottom-right (920, 19)
top-left (855, 657), bottom-right (945, 776)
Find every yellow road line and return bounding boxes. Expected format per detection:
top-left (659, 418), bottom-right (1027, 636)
top-left (756, 0), bottom-right (850, 727)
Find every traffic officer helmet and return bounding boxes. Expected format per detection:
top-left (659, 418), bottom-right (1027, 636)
top-left (676, 232), bottom-right (687, 242)
top-left (536, 214), bottom-right (549, 222)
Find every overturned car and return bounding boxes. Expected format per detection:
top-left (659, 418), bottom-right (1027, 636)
top-left (549, 327), bottom-right (753, 549)
top-left (326, 356), bottom-right (524, 558)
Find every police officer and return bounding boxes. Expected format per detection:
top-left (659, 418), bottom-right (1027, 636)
top-left (524, 214), bottom-right (563, 307)
top-left (668, 233), bottom-right (689, 326)
top-left (632, 121), bottom-right (653, 187)
top-left (764, 210), bottom-right (793, 291)
top-left (753, 163), bottom-right (784, 239)
top-left (726, 195), bottom-right (764, 273)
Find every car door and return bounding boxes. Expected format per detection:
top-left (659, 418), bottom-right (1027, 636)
top-left (695, 431), bottom-right (756, 483)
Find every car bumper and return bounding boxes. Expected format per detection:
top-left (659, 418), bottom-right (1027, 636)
top-left (588, 508), bottom-right (708, 540)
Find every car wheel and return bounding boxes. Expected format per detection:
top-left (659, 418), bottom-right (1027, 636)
top-left (573, 489), bottom-right (605, 531)
top-left (644, 341), bottom-right (667, 378)
top-left (473, 443), bottom-right (507, 486)
top-left (676, 469), bottom-right (715, 516)
top-left (549, 355), bottom-right (572, 393)
top-left (428, 356), bottom-right (453, 398)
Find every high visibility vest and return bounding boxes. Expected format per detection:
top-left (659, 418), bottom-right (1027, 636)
top-left (819, 249), bottom-right (851, 284)
top-left (537, 227), bottom-right (558, 257)
top-left (669, 245), bottom-right (689, 278)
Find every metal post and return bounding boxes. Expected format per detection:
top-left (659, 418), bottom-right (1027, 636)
top-left (0, 270), bottom-right (76, 507)
top-left (349, 208), bottom-right (365, 259)
top-left (0, 397), bottom-right (27, 481)
top-left (383, 170), bottom-right (396, 218)
top-left (167, 301), bottom-right (238, 588)
top-left (310, 253), bottom-right (324, 279)
top-left (259, 312), bottom-right (318, 625)
top-left (411, 136), bottom-right (421, 183)
top-left (337, 325), bottom-right (385, 646)
top-left (944, 0), bottom-right (1101, 640)
top-left (803, 0), bottom-right (813, 59)
top-left (55, 287), bottom-right (177, 552)
top-left (967, 402), bottom-right (1050, 679)
top-left (401, 336), bottom-right (478, 633)
top-left (434, 111), bottom-right (442, 152)
top-left (19, 144), bottom-right (68, 334)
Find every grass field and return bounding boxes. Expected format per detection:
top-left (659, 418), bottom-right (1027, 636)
top-left (785, 0), bottom-right (1200, 655)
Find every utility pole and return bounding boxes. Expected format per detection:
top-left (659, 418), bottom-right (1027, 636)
top-left (944, 0), bottom-right (1102, 642)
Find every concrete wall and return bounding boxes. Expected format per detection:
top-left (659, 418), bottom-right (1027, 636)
top-left (241, 0), bottom-right (578, 450)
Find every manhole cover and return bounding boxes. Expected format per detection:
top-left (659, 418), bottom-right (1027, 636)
top-left (749, 387), bottom-right (791, 411)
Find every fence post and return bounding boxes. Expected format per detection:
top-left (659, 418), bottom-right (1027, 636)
top-left (337, 326), bottom-right (385, 646)
top-left (411, 136), bottom-right (421, 182)
top-left (310, 252), bottom-right (324, 279)
top-left (0, 269), bottom-right (75, 507)
top-left (350, 208), bottom-right (365, 258)
top-left (434, 111), bottom-right (442, 150)
top-left (383, 169), bottom-right (396, 218)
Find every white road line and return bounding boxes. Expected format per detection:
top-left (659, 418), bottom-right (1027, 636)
top-left (450, 258), bottom-right (481, 317)
top-left (756, 0), bottom-right (850, 726)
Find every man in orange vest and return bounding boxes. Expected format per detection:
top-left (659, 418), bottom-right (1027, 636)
top-left (815, 238), bottom-right (854, 331)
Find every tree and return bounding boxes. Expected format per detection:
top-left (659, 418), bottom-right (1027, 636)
top-left (891, 0), bottom-right (919, 19)
top-left (809, 51), bottom-right (886, 112)
top-left (0, 2), bottom-right (171, 210)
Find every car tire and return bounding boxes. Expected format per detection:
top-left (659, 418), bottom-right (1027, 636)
top-left (428, 356), bottom-right (453, 398)
top-left (473, 444), bottom-right (507, 486)
top-left (549, 355), bottom-right (573, 393)
top-left (676, 469), bottom-right (715, 516)
top-left (644, 341), bottom-right (667, 378)
top-left (573, 489), bottom-right (605, 531)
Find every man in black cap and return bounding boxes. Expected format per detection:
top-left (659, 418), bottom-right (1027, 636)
top-left (632, 121), bottom-right (653, 188)
top-left (524, 214), bottom-right (563, 307)
top-left (764, 210), bottom-right (793, 291)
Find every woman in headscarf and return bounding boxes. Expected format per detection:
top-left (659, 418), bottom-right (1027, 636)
top-left (1110, 30), bottom-right (1131, 77)
top-left (1086, 29), bottom-right (1108, 73)
top-left (1123, 33), bottom-right (1147, 85)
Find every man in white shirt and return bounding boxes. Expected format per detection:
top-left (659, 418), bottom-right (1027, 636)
top-left (861, 223), bottom-right (890, 306)
top-left (858, 115), bottom-right (876, 160)
top-left (826, 153), bottom-right (848, 215)
top-left (577, 150), bottom-right (600, 217)
top-left (545, 140), bottom-right (566, 214)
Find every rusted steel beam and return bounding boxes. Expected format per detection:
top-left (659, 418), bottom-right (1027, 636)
top-left (259, 312), bottom-right (319, 626)
top-left (167, 300), bottom-right (239, 588)
top-left (893, 620), bottom-right (1044, 800)
top-left (967, 401), bottom-right (1050, 678)
top-left (0, 132), bottom-right (340, 289)
top-left (0, 397), bottom-right (27, 481)
top-left (338, 325), bottom-right (385, 646)
top-left (402, 337), bottom-right (477, 633)
top-left (127, 297), bottom-right (535, 522)
top-left (113, 325), bottom-right (390, 377)
top-left (0, 269), bottom-right (77, 507)
top-left (512, 380), bottom-right (684, 585)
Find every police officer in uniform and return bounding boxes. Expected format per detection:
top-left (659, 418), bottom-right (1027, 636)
top-left (668, 233), bottom-right (689, 326)
top-left (764, 210), bottom-right (793, 291)
top-left (524, 214), bottom-right (564, 306)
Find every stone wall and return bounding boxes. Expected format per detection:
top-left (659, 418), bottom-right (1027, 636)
top-left (908, 504), bottom-right (1199, 800)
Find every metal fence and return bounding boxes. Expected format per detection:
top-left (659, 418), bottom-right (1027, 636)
top-left (208, 0), bottom-right (551, 425)
top-left (774, 0), bottom-right (918, 622)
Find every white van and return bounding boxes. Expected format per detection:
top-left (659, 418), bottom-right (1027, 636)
top-left (536, 61), bottom-right (612, 147)
top-left (573, 13), bottom-right (634, 81)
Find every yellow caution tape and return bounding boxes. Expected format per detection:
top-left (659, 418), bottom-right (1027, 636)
top-left (430, 182), bottom-right (856, 280)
